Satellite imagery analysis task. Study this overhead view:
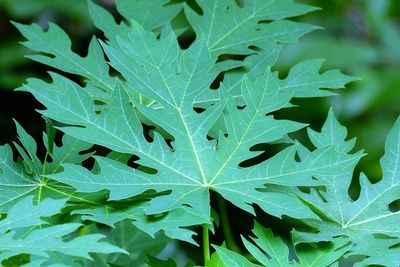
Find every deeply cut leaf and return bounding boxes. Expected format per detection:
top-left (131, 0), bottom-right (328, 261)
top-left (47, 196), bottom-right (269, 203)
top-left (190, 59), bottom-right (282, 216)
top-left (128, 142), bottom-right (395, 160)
top-left (296, 110), bottom-right (400, 266)
top-left (23, 21), bottom-right (357, 225)
top-left (0, 196), bottom-right (124, 263)
top-left (209, 221), bottom-right (350, 266)
top-left (0, 120), bottom-right (93, 211)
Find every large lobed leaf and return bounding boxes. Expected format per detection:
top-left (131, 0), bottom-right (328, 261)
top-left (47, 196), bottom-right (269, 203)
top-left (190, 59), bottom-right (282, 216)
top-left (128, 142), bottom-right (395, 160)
top-left (7, 0), bottom-right (398, 265)
top-left (16, 0), bottom-right (357, 239)
top-left (22, 21), bottom-right (357, 225)
top-left (295, 110), bottom-right (400, 266)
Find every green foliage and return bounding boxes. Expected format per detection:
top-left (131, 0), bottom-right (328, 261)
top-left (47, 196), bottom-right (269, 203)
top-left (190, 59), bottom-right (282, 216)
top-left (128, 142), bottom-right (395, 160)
top-left (0, 196), bottom-right (124, 265)
top-left (209, 112), bottom-right (400, 266)
top-left (210, 222), bottom-right (350, 266)
top-left (0, 0), bottom-right (398, 266)
top-left (0, 0), bottom-right (88, 18)
top-left (295, 111), bottom-right (400, 266)
top-left (0, 120), bottom-right (93, 211)
top-left (276, 0), bottom-right (400, 178)
top-left (0, 0), bottom-right (90, 89)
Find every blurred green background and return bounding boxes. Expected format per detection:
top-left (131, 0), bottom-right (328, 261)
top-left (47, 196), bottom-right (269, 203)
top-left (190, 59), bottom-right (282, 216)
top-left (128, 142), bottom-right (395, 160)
top-left (0, 0), bottom-right (399, 203)
top-left (281, 0), bottom-right (400, 186)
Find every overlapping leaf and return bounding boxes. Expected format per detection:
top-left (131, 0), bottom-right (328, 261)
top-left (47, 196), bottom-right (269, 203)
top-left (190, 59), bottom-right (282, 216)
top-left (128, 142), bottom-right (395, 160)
top-left (73, 202), bottom-right (208, 244)
top-left (295, 110), bottom-right (400, 266)
top-left (0, 121), bottom-right (93, 211)
top-left (0, 196), bottom-right (124, 264)
top-left (208, 222), bottom-right (350, 266)
top-left (16, 0), bottom-right (323, 106)
top-left (116, 0), bottom-right (182, 31)
top-left (80, 221), bottom-right (170, 267)
top-left (14, 22), bottom-right (116, 102)
top-left (14, 0), bottom-right (181, 105)
top-left (185, 0), bottom-right (317, 56)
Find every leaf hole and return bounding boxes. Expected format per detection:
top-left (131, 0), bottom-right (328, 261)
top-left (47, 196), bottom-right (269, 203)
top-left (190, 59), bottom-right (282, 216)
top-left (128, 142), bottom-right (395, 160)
top-left (248, 45), bottom-right (262, 52)
top-left (389, 241), bottom-right (400, 249)
top-left (210, 72), bottom-right (225, 89)
top-left (294, 151), bottom-right (301, 162)
top-left (234, 0), bottom-right (245, 8)
top-left (373, 233), bottom-right (397, 240)
top-left (177, 31), bottom-right (196, 49)
top-left (185, 0), bottom-right (203, 15)
top-left (239, 143), bottom-right (291, 168)
top-left (142, 123), bottom-right (156, 143)
top-left (239, 150), bottom-right (267, 167)
top-left (165, 139), bottom-right (174, 150)
top-left (78, 146), bottom-right (95, 156)
top-left (127, 155), bottom-right (140, 169)
top-left (127, 155), bottom-right (158, 174)
top-left (217, 54), bottom-right (246, 62)
top-left (82, 156), bottom-right (96, 171)
top-left (388, 199), bottom-right (400, 213)
top-left (193, 107), bottom-right (206, 113)
top-left (258, 19), bottom-right (273, 25)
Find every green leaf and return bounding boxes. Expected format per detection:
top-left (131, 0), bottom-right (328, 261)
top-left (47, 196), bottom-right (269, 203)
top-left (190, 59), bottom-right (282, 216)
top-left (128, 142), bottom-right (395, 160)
top-left (277, 59), bottom-right (358, 97)
top-left (72, 203), bottom-right (206, 244)
top-left (197, 59), bottom-right (355, 107)
top-left (87, 0), bottom-right (130, 43)
top-left (208, 246), bottom-right (258, 267)
top-left (18, 25), bottom-right (358, 243)
top-left (0, 196), bottom-right (67, 232)
top-left (88, 0), bottom-right (182, 42)
top-left (13, 120), bottom-right (42, 175)
top-left (211, 222), bottom-right (350, 266)
top-left (0, 141), bottom-right (39, 211)
top-left (109, 221), bottom-right (170, 266)
top-left (296, 111), bottom-right (400, 266)
top-left (44, 116), bottom-right (56, 154)
top-left (185, 0), bottom-right (318, 56)
top-left (10, 0), bottom-right (381, 264)
top-left (0, 197), bottom-right (124, 263)
top-left (0, 120), bottom-right (93, 210)
top-left (242, 222), bottom-right (350, 266)
top-left (116, 0), bottom-right (182, 30)
top-left (23, 19), bottom-right (359, 230)
top-left (13, 21), bottom-right (116, 101)
top-left (0, 224), bottom-right (124, 261)
top-left (80, 221), bottom-right (170, 267)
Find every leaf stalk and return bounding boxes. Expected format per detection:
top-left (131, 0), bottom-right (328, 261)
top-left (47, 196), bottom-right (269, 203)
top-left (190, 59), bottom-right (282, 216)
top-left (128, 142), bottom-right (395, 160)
top-left (203, 225), bottom-right (210, 263)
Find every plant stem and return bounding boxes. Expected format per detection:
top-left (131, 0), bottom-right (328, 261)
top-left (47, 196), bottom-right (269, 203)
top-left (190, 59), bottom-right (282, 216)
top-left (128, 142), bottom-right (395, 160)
top-left (203, 225), bottom-right (210, 262)
top-left (217, 196), bottom-right (241, 252)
